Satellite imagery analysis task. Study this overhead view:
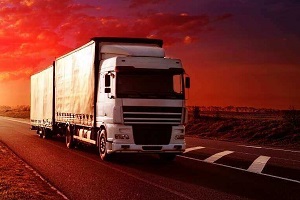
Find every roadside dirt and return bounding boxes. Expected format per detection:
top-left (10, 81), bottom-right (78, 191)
top-left (0, 141), bottom-right (66, 200)
top-left (186, 116), bottom-right (300, 150)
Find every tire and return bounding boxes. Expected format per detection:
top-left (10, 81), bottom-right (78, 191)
top-left (42, 128), bottom-right (47, 139)
top-left (98, 129), bottom-right (111, 161)
top-left (41, 128), bottom-right (51, 139)
top-left (45, 129), bottom-right (52, 139)
top-left (38, 127), bottom-right (43, 138)
top-left (36, 127), bottom-right (40, 135)
top-left (159, 153), bottom-right (177, 161)
top-left (65, 125), bottom-right (74, 148)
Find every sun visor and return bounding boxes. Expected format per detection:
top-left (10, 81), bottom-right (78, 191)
top-left (100, 45), bottom-right (165, 58)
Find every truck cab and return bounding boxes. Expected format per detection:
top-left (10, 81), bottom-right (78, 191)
top-left (96, 44), bottom-right (189, 160)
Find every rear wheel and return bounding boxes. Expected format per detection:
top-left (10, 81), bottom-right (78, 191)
top-left (45, 129), bottom-right (52, 139)
top-left (66, 125), bottom-right (74, 148)
top-left (38, 127), bottom-right (44, 138)
top-left (98, 129), bottom-right (111, 161)
top-left (41, 128), bottom-right (51, 139)
top-left (159, 153), bottom-right (177, 161)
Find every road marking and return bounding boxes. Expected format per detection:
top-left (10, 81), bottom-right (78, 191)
top-left (184, 146), bottom-right (205, 153)
top-left (248, 156), bottom-right (271, 173)
top-left (238, 145), bottom-right (300, 153)
top-left (178, 155), bottom-right (300, 184)
top-left (204, 150), bottom-right (234, 163)
top-left (239, 145), bottom-right (262, 149)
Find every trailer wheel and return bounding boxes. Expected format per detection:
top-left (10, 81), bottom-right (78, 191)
top-left (36, 127), bottom-right (40, 135)
top-left (159, 153), bottom-right (177, 161)
top-left (41, 128), bottom-right (50, 139)
top-left (98, 130), bottom-right (111, 161)
top-left (38, 127), bottom-right (44, 138)
top-left (42, 128), bottom-right (47, 139)
top-left (45, 129), bottom-right (52, 139)
top-left (66, 125), bottom-right (74, 148)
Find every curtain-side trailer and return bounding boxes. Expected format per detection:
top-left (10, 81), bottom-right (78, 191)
top-left (30, 37), bottom-right (190, 161)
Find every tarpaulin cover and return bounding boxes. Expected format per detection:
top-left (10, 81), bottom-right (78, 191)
top-left (55, 41), bottom-right (95, 124)
top-left (30, 66), bottom-right (53, 127)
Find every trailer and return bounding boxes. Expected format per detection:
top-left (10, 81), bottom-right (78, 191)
top-left (31, 37), bottom-right (190, 161)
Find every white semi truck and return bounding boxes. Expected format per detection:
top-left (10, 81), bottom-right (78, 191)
top-left (30, 37), bottom-right (190, 161)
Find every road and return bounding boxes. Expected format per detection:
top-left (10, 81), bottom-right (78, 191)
top-left (0, 117), bottom-right (299, 200)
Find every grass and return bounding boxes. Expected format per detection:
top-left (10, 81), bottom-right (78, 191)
top-left (0, 141), bottom-right (65, 200)
top-left (0, 105), bottom-right (30, 119)
top-left (186, 109), bottom-right (300, 149)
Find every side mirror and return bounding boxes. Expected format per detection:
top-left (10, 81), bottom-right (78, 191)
top-left (105, 88), bottom-right (111, 93)
top-left (185, 77), bottom-right (190, 88)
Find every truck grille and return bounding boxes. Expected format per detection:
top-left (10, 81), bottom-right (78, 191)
top-left (132, 125), bottom-right (172, 145)
top-left (123, 106), bottom-right (182, 125)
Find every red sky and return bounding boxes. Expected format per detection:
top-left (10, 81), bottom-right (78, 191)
top-left (0, 0), bottom-right (300, 109)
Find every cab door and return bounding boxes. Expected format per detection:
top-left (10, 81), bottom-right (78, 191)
top-left (96, 68), bottom-right (116, 125)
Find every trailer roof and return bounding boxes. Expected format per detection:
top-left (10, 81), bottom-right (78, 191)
top-left (91, 37), bottom-right (163, 47)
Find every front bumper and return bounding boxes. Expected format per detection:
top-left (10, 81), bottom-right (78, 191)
top-left (107, 143), bottom-right (186, 154)
top-left (105, 123), bottom-right (186, 154)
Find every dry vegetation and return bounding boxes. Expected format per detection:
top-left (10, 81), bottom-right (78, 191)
top-left (0, 105), bottom-right (30, 119)
top-left (187, 106), bottom-right (300, 149)
top-left (0, 141), bottom-right (65, 200)
top-left (1, 105), bottom-right (299, 148)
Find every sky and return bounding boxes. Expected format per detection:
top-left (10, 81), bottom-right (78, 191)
top-left (0, 0), bottom-right (299, 109)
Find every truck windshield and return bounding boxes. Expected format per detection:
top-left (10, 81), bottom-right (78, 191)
top-left (116, 69), bottom-right (184, 99)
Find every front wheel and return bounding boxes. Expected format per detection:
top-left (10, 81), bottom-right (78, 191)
top-left (98, 130), bottom-right (111, 161)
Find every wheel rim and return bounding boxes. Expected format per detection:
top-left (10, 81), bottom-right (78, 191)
top-left (100, 137), bottom-right (106, 154)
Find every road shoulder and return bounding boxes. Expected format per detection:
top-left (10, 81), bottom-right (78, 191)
top-left (0, 141), bottom-right (67, 200)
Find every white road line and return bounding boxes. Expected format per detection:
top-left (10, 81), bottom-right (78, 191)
top-left (204, 150), bottom-right (234, 163)
top-left (239, 145), bottom-right (262, 149)
top-left (248, 156), bottom-right (271, 173)
top-left (238, 144), bottom-right (300, 153)
top-left (178, 155), bottom-right (300, 184)
top-left (184, 146), bottom-right (205, 153)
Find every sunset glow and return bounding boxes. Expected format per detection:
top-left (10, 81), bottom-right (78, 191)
top-left (0, 0), bottom-right (299, 109)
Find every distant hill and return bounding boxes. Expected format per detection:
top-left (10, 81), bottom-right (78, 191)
top-left (0, 105), bottom-right (30, 118)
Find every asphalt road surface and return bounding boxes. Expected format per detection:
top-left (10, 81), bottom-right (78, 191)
top-left (0, 117), bottom-right (299, 200)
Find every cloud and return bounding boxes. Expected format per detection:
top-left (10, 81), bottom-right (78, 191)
top-left (0, 68), bottom-right (33, 82)
top-left (129, 0), bottom-right (167, 8)
top-left (183, 36), bottom-right (192, 44)
top-left (0, 0), bottom-right (231, 81)
top-left (130, 12), bottom-right (232, 45)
